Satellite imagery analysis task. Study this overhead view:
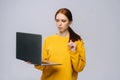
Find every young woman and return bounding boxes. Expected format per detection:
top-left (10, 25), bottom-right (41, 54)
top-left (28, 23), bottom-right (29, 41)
top-left (35, 8), bottom-right (86, 80)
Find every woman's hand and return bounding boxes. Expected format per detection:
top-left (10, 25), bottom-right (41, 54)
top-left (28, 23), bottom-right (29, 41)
top-left (26, 61), bottom-right (39, 66)
top-left (68, 40), bottom-right (76, 52)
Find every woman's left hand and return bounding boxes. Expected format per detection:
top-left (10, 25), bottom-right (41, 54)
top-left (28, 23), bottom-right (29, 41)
top-left (68, 40), bottom-right (76, 52)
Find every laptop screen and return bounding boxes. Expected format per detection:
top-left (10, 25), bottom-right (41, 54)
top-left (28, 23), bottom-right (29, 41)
top-left (16, 32), bottom-right (42, 65)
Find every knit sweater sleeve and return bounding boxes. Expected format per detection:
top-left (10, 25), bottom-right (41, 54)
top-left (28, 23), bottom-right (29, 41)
top-left (70, 40), bottom-right (86, 72)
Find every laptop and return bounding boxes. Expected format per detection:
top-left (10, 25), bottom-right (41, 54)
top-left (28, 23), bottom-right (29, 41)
top-left (16, 32), bottom-right (61, 66)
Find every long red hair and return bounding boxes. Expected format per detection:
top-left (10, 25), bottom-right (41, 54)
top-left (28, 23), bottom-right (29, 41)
top-left (55, 8), bottom-right (82, 42)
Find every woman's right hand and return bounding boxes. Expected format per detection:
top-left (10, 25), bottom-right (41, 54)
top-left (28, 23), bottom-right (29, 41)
top-left (26, 61), bottom-right (39, 66)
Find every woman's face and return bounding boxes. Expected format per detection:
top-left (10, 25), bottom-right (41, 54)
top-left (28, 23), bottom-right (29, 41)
top-left (55, 13), bottom-right (71, 33)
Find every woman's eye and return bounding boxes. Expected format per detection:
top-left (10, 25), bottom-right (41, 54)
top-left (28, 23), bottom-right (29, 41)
top-left (62, 20), bottom-right (66, 22)
top-left (55, 19), bottom-right (59, 22)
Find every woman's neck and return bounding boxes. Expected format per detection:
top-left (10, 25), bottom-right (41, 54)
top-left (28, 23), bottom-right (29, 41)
top-left (57, 30), bottom-right (69, 37)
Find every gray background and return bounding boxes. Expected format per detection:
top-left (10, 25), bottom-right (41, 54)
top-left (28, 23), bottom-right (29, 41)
top-left (0, 0), bottom-right (120, 80)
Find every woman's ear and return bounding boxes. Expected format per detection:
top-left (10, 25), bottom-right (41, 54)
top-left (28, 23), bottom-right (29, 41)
top-left (69, 21), bottom-right (72, 26)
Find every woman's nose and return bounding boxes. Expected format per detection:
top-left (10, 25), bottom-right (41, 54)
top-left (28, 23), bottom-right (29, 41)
top-left (58, 21), bottom-right (62, 26)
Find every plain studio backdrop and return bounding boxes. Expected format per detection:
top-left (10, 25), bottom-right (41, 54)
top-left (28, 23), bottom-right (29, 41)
top-left (0, 0), bottom-right (120, 80)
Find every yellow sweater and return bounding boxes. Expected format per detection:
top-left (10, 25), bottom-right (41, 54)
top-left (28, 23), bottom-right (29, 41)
top-left (35, 34), bottom-right (86, 80)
